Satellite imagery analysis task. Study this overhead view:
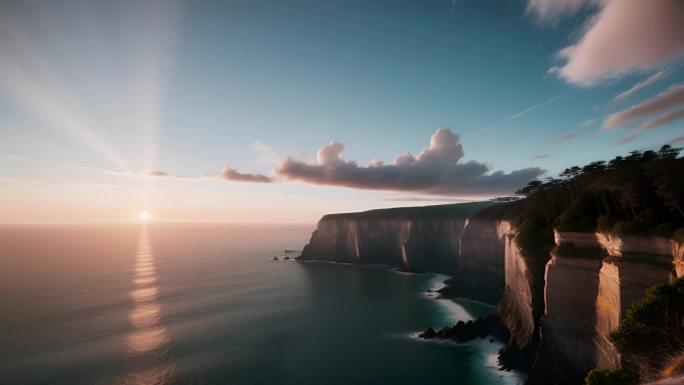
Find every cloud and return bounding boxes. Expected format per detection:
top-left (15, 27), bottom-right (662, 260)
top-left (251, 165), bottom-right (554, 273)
top-left (669, 134), bottom-right (684, 144)
top-left (540, 0), bottom-right (684, 85)
top-left (526, 0), bottom-right (596, 21)
top-left (274, 128), bottom-right (544, 197)
top-left (219, 167), bottom-right (273, 183)
top-left (148, 171), bottom-right (170, 177)
top-left (612, 135), bottom-right (638, 145)
top-left (3, 154), bottom-right (27, 161)
top-left (252, 140), bottom-right (280, 164)
top-left (641, 108), bottom-right (684, 131)
top-left (532, 154), bottom-right (549, 159)
top-left (550, 134), bottom-right (575, 144)
top-left (603, 83), bottom-right (684, 129)
top-left (579, 119), bottom-right (596, 128)
top-left (613, 70), bottom-right (672, 102)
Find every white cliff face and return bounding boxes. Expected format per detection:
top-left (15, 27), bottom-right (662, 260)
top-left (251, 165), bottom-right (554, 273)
top-left (546, 230), bottom-right (682, 375)
top-left (300, 217), bottom-right (467, 273)
top-left (455, 219), bottom-right (507, 302)
top-left (300, 216), bottom-right (508, 300)
top-left (596, 260), bottom-right (622, 369)
top-left (596, 233), bottom-right (673, 258)
top-left (497, 226), bottom-right (536, 350)
top-left (542, 248), bottom-right (606, 373)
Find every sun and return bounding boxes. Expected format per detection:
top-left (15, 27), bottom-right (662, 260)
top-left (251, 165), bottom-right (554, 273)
top-left (139, 211), bottom-right (151, 221)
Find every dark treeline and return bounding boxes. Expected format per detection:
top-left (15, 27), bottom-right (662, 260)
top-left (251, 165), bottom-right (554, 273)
top-left (513, 145), bottom-right (684, 238)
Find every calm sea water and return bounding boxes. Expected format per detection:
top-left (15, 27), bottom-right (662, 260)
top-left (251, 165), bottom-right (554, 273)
top-left (0, 224), bottom-right (522, 385)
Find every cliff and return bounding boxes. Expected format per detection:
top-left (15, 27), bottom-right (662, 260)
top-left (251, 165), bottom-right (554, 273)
top-left (299, 201), bottom-right (684, 384)
top-left (536, 231), bottom-right (682, 384)
top-left (299, 201), bottom-right (509, 302)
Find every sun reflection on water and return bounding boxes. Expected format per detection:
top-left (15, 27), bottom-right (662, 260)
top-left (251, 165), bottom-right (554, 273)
top-left (125, 225), bottom-right (171, 384)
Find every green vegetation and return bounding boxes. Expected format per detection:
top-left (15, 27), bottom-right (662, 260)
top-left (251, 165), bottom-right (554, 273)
top-left (609, 278), bottom-right (684, 376)
top-left (583, 368), bottom-right (638, 385)
top-left (515, 145), bottom-right (684, 236)
top-left (584, 278), bottom-right (684, 384)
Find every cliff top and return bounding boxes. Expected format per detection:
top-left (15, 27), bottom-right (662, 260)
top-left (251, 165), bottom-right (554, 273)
top-left (320, 201), bottom-right (511, 220)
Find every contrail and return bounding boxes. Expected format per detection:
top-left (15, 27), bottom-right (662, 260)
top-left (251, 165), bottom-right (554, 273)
top-left (468, 91), bottom-right (572, 136)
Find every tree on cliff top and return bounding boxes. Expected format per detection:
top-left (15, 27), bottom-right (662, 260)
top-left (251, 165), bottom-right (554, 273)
top-left (514, 145), bottom-right (684, 235)
top-left (609, 277), bottom-right (684, 381)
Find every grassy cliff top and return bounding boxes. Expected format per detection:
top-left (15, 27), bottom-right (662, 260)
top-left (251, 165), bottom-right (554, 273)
top-left (320, 200), bottom-right (513, 220)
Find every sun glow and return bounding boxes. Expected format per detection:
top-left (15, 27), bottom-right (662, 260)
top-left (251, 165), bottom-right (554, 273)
top-left (139, 211), bottom-right (151, 221)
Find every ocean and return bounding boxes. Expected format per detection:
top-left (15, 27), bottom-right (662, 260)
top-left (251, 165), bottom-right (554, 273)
top-left (0, 223), bottom-right (522, 385)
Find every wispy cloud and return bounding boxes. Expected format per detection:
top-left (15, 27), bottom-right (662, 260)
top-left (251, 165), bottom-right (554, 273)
top-left (148, 171), bottom-right (171, 177)
top-left (252, 140), bottom-right (280, 164)
top-left (219, 167), bottom-right (273, 183)
top-left (550, 134), bottom-right (575, 144)
top-left (641, 108), bottom-right (684, 130)
top-left (275, 128), bottom-right (544, 197)
top-left (603, 83), bottom-right (684, 129)
top-left (612, 135), bottom-right (638, 145)
top-left (471, 92), bottom-right (570, 135)
top-left (3, 154), bottom-right (27, 161)
top-left (526, 0), bottom-right (597, 21)
top-left (579, 119), bottom-right (596, 128)
top-left (107, 166), bottom-right (272, 183)
top-left (532, 154), bottom-right (549, 159)
top-left (613, 70), bottom-right (672, 102)
top-left (669, 134), bottom-right (684, 144)
top-left (534, 0), bottom-right (684, 85)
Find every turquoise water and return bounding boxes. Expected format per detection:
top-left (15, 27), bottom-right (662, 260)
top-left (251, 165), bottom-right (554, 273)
top-left (0, 224), bottom-right (521, 385)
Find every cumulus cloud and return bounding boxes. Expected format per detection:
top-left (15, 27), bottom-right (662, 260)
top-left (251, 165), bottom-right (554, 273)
top-left (603, 83), bottom-right (684, 129)
top-left (274, 128), bottom-right (544, 197)
top-left (612, 135), bottom-right (638, 145)
top-left (641, 109), bottom-right (684, 131)
top-left (219, 167), bottom-right (273, 183)
top-left (613, 70), bottom-right (672, 102)
top-left (538, 0), bottom-right (684, 85)
top-left (550, 134), bottom-right (575, 144)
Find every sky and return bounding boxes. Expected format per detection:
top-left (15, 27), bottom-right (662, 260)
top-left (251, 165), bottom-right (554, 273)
top-left (1, 0), bottom-right (683, 224)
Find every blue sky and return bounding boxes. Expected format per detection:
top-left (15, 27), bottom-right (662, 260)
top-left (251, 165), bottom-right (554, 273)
top-left (1, 0), bottom-right (683, 223)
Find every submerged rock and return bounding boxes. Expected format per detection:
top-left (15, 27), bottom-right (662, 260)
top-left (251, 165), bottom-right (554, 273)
top-left (418, 327), bottom-right (437, 339)
top-left (417, 314), bottom-right (510, 344)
